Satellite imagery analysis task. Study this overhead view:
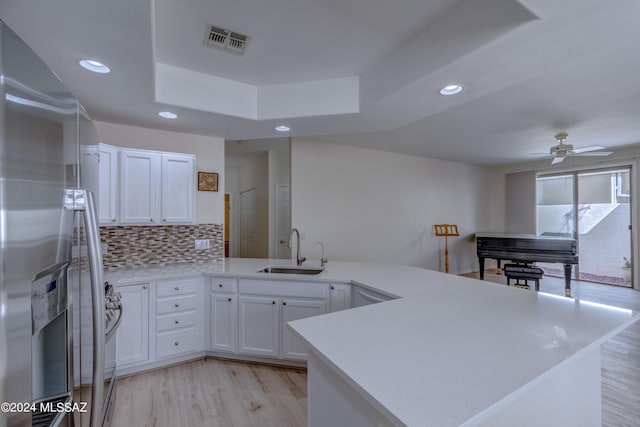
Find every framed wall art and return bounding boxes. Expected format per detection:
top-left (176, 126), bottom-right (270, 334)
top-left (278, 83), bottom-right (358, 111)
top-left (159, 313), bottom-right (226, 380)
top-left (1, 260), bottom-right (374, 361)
top-left (198, 172), bottom-right (218, 192)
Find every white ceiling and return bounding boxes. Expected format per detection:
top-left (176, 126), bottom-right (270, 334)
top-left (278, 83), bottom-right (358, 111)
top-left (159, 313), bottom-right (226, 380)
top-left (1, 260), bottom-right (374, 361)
top-left (2, 0), bottom-right (640, 166)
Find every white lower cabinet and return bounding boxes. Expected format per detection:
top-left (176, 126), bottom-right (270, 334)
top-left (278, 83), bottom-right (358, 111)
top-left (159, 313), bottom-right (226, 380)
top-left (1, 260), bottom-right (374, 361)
top-left (329, 283), bottom-right (352, 312)
top-left (155, 278), bottom-right (203, 360)
top-left (115, 283), bottom-right (149, 367)
top-left (238, 295), bottom-right (280, 357)
top-left (237, 278), bottom-right (328, 361)
top-left (281, 298), bottom-right (326, 360)
top-left (352, 286), bottom-right (392, 308)
top-left (115, 275), bottom-right (341, 372)
top-left (210, 293), bottom-right (237, 353)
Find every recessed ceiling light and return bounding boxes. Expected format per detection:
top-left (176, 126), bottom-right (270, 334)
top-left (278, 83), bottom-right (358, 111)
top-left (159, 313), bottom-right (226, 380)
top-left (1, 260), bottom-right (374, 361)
top-left (78, 59), bottom-right (111, 74)
top-left (158, 111), bottom-right (178, 119)
top-left (275, 125), bottom-right (290, 132)
top-left (439, 84), bottom-right (463, 96)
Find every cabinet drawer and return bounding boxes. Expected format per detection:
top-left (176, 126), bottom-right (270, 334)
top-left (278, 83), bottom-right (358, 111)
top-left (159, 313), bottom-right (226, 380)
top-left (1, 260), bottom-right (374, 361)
top-left (238, 279), bottom-right (326, 298)
top-left (156, 294), bottom-right (198, 314)
top-left (156, 310), bottom-right (197, 332)
top-left (157, 278), bottom-right (200, 297)
top-left (156, 328), bottom-right (198, 359)
top-left (210, 277), bottom-right (237, 293)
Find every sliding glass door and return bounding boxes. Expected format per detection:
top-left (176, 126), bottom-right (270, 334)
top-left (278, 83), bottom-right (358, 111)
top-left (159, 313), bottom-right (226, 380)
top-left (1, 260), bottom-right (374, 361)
top-left (536, 167), bottom-right (632, 287)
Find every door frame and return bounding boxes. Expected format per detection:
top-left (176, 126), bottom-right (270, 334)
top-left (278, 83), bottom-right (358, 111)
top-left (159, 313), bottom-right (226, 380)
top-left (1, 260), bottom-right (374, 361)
top-left (275, 183), bottom-right (291, 259)
top-left (537, 163), bottom-right (636, 288)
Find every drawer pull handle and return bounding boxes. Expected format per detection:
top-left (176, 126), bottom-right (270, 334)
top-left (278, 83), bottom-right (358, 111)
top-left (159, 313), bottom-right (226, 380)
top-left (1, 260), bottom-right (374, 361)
top-left (331, 286), bottom-right (334, 290)
top-left (175, 303), bottom-right (180, 308)
top-left (272, 301), bottom-right (276, 304)
top-left (218, 284), bottom-right (223, 288)
top-left (283, 301), bottom-right (287, 306)
top-left (175, 320), bottom-right (180, 324)
top-left (142, 285), bottom-right (147, 290)
top-left (174, 341), bottom-right (179, 346)
top-left (228, 298), bottom-right (232, 302)
top-left (175, 287), bottom-right (180, 291)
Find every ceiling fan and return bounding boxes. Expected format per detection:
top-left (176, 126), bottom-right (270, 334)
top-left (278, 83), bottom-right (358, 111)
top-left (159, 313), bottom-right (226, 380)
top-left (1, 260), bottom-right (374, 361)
top-left (533, 132), bottom-right (613, 164)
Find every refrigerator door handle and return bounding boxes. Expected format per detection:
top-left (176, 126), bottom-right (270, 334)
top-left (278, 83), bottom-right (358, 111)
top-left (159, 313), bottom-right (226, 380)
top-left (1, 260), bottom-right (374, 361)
top-left (65, 189), bottom-right (105, 427)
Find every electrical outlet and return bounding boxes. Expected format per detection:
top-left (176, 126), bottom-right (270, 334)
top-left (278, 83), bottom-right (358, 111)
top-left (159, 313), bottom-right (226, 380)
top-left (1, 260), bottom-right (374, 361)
top-left (195, 239), bottom-right (211, 250)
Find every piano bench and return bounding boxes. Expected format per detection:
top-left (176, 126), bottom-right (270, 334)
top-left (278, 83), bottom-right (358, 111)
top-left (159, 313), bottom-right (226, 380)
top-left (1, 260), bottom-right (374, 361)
top-left (504, 264), bottom-right (544, 291)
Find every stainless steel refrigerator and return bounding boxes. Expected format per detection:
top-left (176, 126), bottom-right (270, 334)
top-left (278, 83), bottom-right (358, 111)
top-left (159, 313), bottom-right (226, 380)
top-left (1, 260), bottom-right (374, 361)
top-left (0, 21), bottom-right (122, 427)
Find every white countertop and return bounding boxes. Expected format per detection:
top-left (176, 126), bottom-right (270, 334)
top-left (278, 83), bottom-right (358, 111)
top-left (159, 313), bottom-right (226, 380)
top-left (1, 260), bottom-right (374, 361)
top-left (106, 258), bottom-right (639, 427)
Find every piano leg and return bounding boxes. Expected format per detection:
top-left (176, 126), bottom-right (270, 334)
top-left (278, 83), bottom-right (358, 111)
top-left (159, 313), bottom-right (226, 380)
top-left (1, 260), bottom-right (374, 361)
top-left (479, 257), bottom-right (485, 280)
top-left (563, 264), bottom-right (573, 297)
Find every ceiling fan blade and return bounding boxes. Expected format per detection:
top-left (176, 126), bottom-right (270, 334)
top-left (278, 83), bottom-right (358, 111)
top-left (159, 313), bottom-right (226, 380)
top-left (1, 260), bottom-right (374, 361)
top-left (530, 152), bottom-right (550, 155)
top-left (572, 145), bottom-right (606, 154)
top-left (574, 151), bottom-right (613, 156)
top-left (551, 156), bottom-right (565, 165)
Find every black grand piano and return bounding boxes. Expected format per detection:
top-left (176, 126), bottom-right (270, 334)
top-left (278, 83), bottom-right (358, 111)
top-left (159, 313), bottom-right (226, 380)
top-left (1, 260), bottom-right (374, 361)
top-left (476, 232), bottom-right (578, 296)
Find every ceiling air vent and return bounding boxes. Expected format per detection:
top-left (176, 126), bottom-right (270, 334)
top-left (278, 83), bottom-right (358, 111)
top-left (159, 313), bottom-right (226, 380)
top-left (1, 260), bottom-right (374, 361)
top-left (204, 23), bottom-right (249, 54)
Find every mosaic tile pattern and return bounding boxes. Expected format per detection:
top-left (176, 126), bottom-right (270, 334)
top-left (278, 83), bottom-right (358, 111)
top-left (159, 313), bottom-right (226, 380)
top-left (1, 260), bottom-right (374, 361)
top-left (100, 224), bottom-right (224, 270)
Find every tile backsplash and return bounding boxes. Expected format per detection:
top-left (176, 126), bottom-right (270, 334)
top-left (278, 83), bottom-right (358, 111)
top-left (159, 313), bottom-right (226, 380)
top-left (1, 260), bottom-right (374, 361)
top-left (100, 224), bottom-right (223, 270)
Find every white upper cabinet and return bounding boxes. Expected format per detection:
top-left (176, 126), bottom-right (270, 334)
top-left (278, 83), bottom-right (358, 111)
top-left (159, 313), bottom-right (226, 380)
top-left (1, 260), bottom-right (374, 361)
top-left (118, 149), bottom-right (195, 225)
top-left (98, 144), bottom-right (119, 224)
top-left (161, 153), bottom-right (195, 224)
top-left (119, 149), bottom-right (161, 224)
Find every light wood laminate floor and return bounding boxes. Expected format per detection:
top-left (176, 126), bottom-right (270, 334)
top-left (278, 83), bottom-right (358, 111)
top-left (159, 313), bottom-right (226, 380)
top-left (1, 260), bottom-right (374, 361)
top-left (111, 274), bottom-right (640, 427)
top-left (111, 359), bottom-right (307, 427)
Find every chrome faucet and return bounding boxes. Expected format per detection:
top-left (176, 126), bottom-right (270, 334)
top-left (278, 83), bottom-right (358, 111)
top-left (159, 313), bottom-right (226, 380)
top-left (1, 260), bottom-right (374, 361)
top-left (315, 241), bottom-right (328, 268)
top-left (288, 228), bottom-right (306, 266)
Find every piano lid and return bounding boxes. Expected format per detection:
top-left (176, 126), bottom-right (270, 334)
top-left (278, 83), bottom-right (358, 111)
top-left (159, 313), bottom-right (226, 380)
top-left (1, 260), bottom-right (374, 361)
top-left (475, 232), bottom-right (575, 242)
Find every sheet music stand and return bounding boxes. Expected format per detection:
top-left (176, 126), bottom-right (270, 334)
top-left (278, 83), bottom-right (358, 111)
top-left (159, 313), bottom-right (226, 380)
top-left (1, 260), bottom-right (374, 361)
top-left (434, 224), bottom-right (459, 273)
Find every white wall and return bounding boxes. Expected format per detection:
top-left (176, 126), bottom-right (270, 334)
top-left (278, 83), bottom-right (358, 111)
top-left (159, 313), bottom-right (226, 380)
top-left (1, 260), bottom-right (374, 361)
top-left (291, 139), bottom-right (502, 274)
top-left (93, 121), bottom-right (225, 224)
top-left (505, 171), bottom-right (537, 234)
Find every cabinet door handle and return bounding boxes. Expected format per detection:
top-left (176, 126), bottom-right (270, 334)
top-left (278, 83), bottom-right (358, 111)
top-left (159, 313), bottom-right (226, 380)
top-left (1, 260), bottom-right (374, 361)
top-left (111, 218), bottom-right (116, 222)
top-left (174, 287), bottom-right (180, 291)
top-left (218, 284), bottom-right (223, 288)
top-left (228, 298), bottom-right (232, 302)
top-left (175, 303), bottom-right (180, 307)
top-left (272, 301), bottom-right (276, 304)
top-left (331, 286), bottom-right (335, 290)
top-left (174, 320), bottom-right (180, 324)
top-left (142, 285), bottom-right (147, 290)
top-left (283, 301), bottom-right (287, 306)
top-left (150, 219), bottom-right (153, 222)
top-left (174, 341), bottom-right (179, 346)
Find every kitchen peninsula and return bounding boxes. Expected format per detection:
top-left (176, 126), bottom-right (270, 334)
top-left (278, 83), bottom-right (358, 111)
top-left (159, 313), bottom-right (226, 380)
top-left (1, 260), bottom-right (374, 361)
top-left (107, 258), bottom-right (639, 427)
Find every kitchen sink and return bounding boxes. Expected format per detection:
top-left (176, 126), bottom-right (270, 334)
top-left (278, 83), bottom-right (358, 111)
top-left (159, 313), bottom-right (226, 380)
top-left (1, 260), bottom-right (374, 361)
top-left (259, 267), bottom-right (325, 275)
